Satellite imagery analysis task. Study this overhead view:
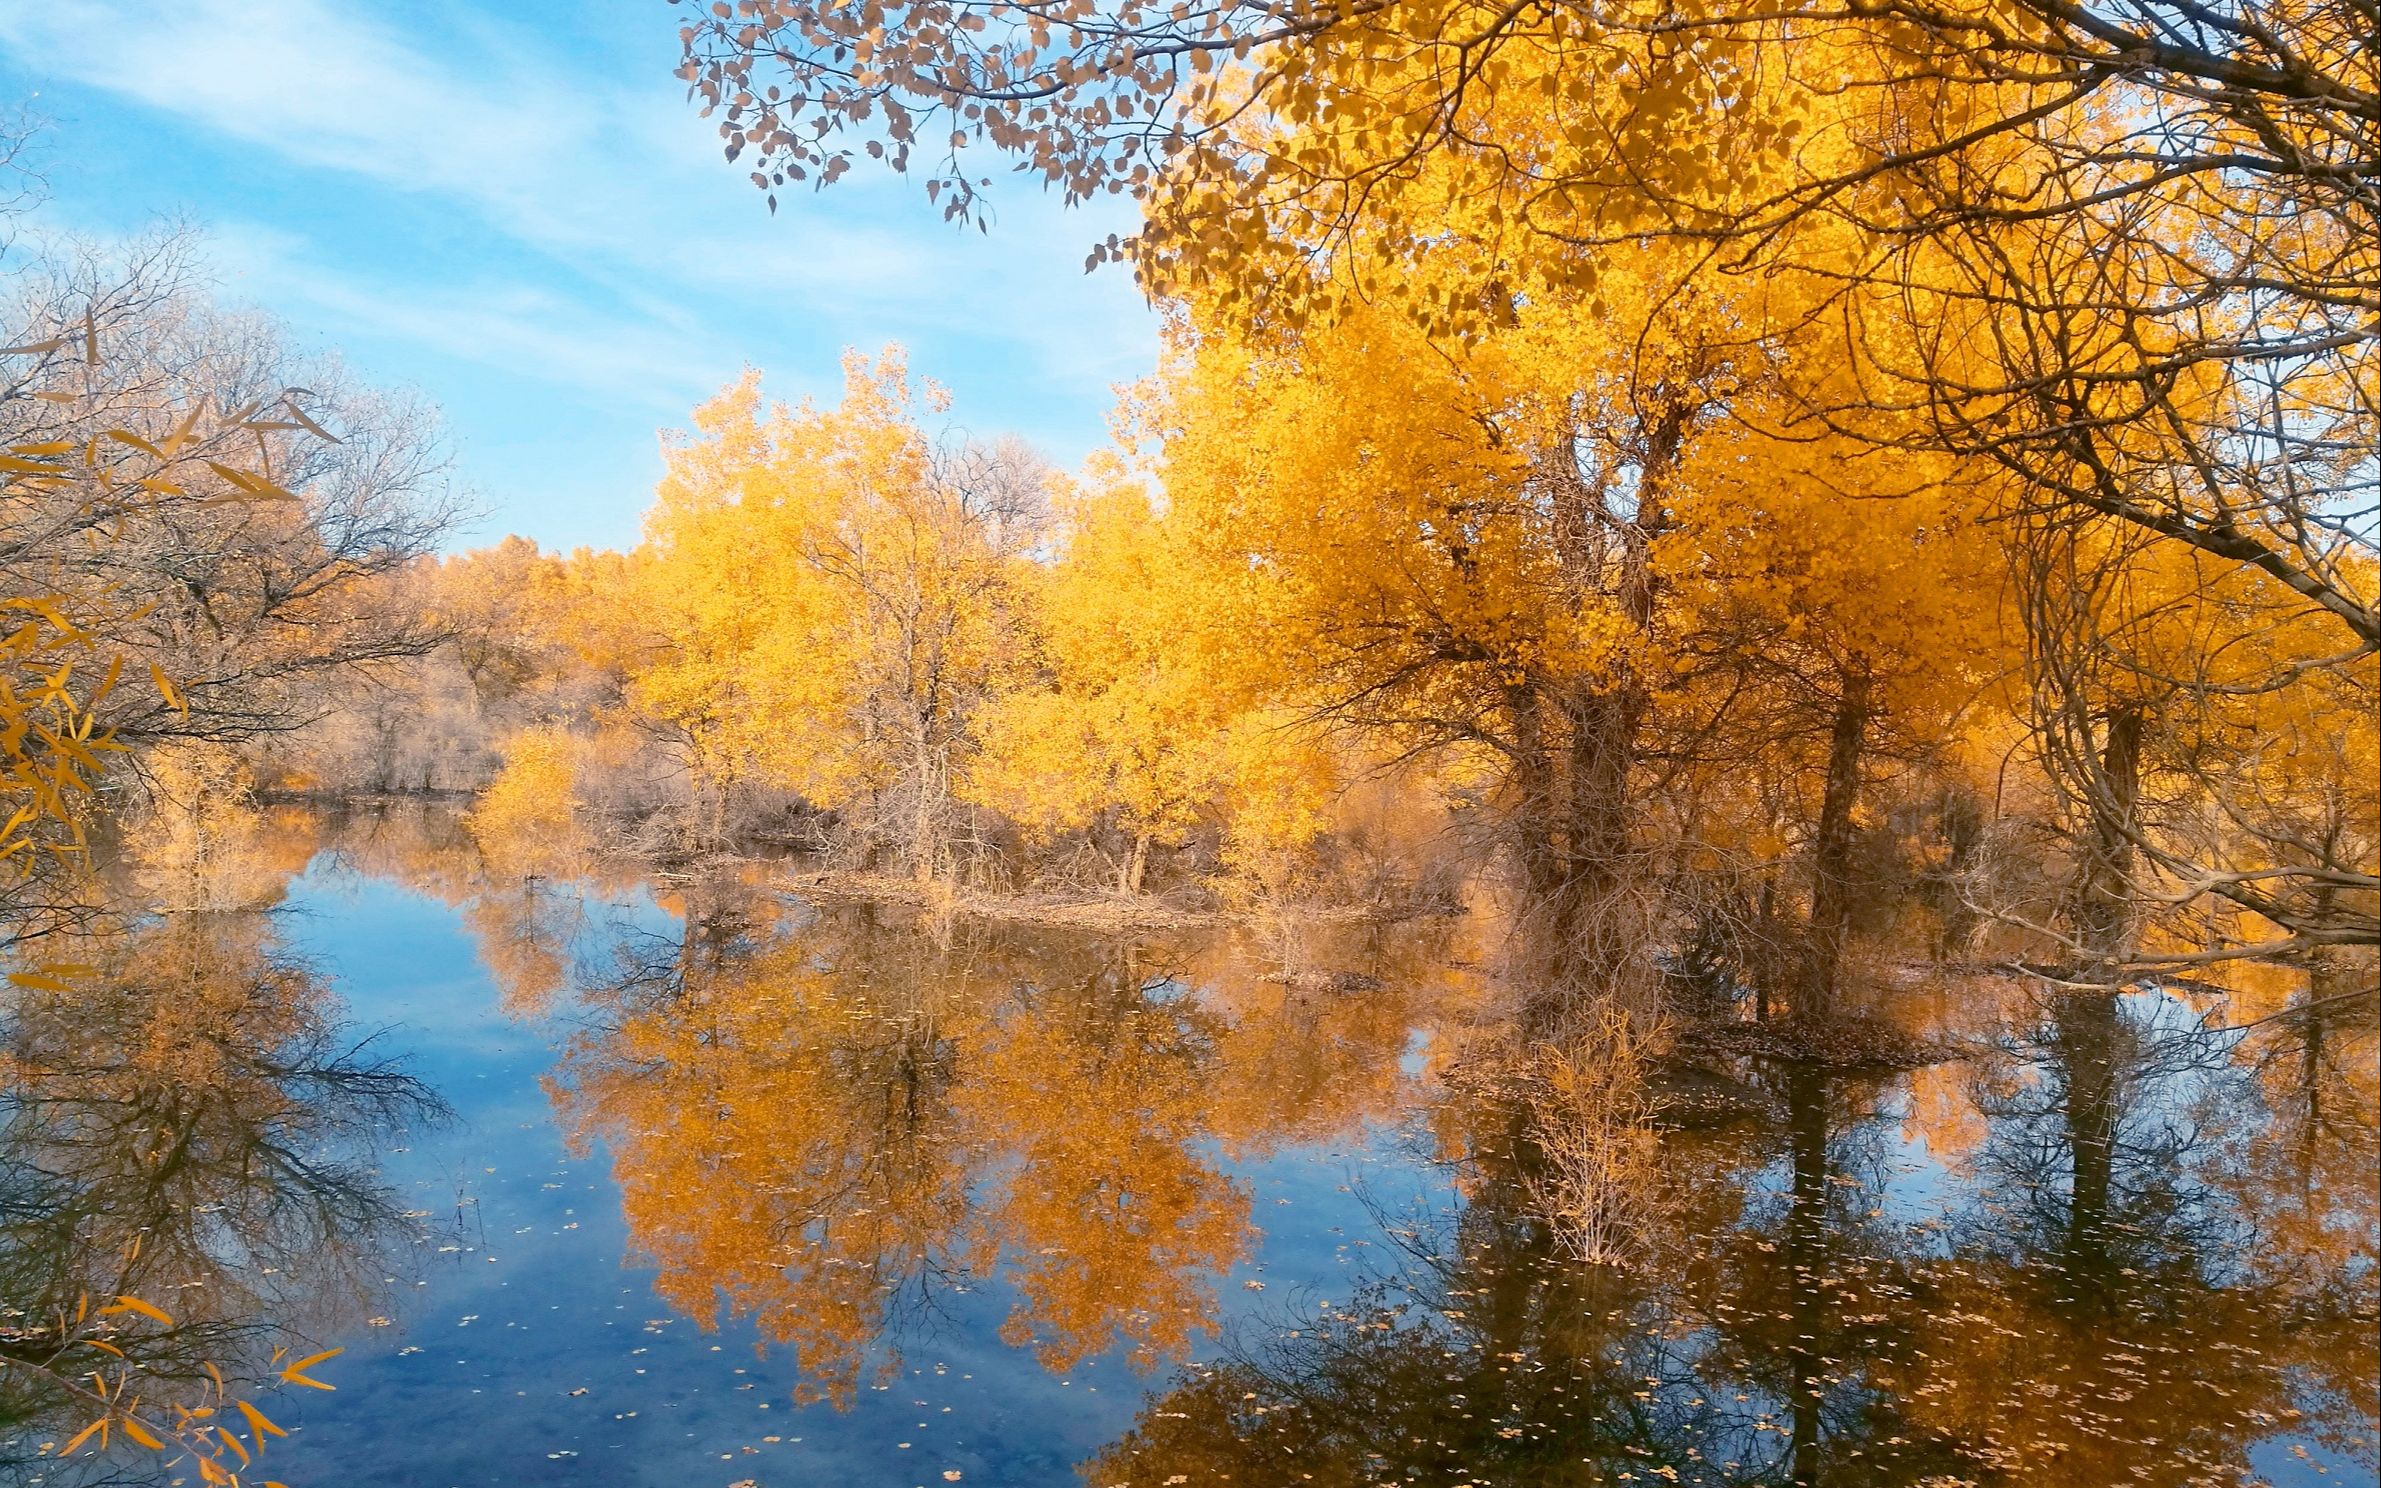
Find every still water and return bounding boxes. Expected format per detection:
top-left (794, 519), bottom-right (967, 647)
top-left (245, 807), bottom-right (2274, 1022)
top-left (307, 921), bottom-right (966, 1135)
top-left (4, 805), bottom-right (2375, 1487)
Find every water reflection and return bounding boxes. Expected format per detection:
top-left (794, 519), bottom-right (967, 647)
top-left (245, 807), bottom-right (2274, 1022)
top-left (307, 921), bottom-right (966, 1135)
top-left (0, 912), bottom-right (441, 1480)
top-left (5, 805), bottom-right (2371, 1487)
top-left (1091, 984), bottom-right (2378, 1488)
top-left (546, 876), bottom-right (1467, 1408)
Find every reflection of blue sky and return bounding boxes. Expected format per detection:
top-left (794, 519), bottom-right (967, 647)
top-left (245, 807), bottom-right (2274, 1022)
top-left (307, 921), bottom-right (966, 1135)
top-left (0, 0), bottom-right (1157, 553)
top-left (1732, 1075), bottom-right (1965, 1242)
top-left (262, 852), bottom-right (1415, 1486)
top-left (208, 850), bottom-right (2363, 1487)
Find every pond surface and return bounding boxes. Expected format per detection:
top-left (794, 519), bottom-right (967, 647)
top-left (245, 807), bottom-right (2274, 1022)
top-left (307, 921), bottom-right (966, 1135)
top-left (4, 804), bottom-right (2375, 1487)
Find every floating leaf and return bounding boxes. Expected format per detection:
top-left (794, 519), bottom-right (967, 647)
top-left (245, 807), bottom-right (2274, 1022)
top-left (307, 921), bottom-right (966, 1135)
top-left (101, 1295), bottom-right (176, 1327)
top-left (278, 1347), bottom-right (342, 1390)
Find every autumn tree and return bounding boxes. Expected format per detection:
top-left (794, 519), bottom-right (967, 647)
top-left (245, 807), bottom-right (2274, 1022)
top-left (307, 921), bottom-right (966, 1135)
top-left (966, 462), bottom-right (1343, 896)
top-left (628, 352), bottom-right (1044, 871)
top-left (679, 0), bottom-right (2378, 974)
top-left (2, 230), bottom-right (458, 753)
top-left (0, 185), bottom-right (446, 965)
top-left (1130, 237), bottom-right (2011, 1018)
top-left (1, 221), bottom-right (453, 875)
top-left (1651, 411), bottom-right (2008, 1009)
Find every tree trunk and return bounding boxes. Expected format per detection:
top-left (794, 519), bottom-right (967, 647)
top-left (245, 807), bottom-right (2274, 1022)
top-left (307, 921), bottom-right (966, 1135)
top-left (1930, 790), bottom-right (1986, 958)
top-left (1562, 686), bottom-right (1639, 887)
top-left (1506, 684), bottom-right (1568, 907)
top-left (909, 740), bottom-right (942, 884)
top-left (2071, 705), bottom-right (2145, 969)
top-left (1514, 678), bottom-right (1647, 1036)
top-left (1120, 830), bottom-right (1150, 896)
top-left (1755, 877), bottom-right (1776, 1022)
top-left (1804, 672), bottom-right (1872, 1015)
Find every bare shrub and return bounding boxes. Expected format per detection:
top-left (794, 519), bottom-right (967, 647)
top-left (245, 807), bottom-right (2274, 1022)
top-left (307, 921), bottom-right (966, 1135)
top-left (1514, 1003), bottom-right (1671, 1267)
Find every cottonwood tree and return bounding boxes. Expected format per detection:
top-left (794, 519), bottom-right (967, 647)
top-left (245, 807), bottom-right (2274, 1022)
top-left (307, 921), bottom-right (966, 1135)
top-left (627, 353), bottom-right (1047, 871)
top-left (681, 0), bottom-right (2376, 973)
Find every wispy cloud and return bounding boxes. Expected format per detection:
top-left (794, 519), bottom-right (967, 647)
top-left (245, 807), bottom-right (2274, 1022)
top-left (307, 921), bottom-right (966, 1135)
top-left (0, 0), bottom-right (1160, 547)
top-left (205, 220), bottom-right (734, 413)
top-left (0, 0), bottom-right (927, 295)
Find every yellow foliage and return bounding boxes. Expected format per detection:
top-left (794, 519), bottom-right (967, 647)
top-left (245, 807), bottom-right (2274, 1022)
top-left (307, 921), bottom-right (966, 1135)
top-left (467, 727), bottom-right (581, 872)
top-left (628, 352), bottom-right (1038, 869)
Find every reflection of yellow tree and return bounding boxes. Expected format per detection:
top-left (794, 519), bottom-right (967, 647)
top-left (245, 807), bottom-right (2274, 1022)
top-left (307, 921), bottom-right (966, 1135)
top-left (3, 914), bottom-right (432, 1326)
top-left (560, 906), bottom-right (1506, 1404)
top-left (1899, 1059), bottom-right (1989, 1172)
top-left (295, 798), bottom-right (640, 1020)
top-left (2232, 998), bottom-right (2379, 1295)
top-left (1096, 1009), bottom-right (2379, 1488)
top-left (1, 912), bottom-right (436, 1481)
top-left (1881, 1263), bottom-right (2369, 1486)
top-left (123, 742), bottom-right (317, 912)
top-left (1890, 987), bottom-right (2381, 1486)
top-left (551, 906), bottom-right (979, 1406)
top-left (1193, 919), bottom-right (1482, 1160)
top-left (958, 985), bottom-right (1252, 1373)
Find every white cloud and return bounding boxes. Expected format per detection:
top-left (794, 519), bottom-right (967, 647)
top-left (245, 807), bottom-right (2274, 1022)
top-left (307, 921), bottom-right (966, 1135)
top-left (0, 0), bottom-right (934, 297)
top-left (204, 218), bottom-right (735, 412)
top-left (0, 0), bottom-right (1163, 545)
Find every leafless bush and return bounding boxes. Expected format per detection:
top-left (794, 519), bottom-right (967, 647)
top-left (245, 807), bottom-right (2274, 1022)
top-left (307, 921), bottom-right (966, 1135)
top-left (1514, 1003), bottom-right (1672, 1267)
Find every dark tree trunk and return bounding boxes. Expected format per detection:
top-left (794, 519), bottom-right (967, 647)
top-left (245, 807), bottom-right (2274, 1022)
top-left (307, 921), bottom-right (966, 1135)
top-left (2072, 705), bottom-right (2146, 969)
top-left (1511, 678), bottom-right (1648, 1035)
top-left (1803, 672), bottom-right (1872, 1014)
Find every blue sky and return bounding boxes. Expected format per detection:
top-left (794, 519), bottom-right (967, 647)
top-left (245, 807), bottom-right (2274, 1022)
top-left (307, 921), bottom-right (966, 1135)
top-left (0, 0), bottom-right (1159, 552)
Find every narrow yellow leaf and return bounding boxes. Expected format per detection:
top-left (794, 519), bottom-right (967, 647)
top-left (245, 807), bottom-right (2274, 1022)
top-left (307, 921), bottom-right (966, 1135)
top-left (237, 1399), bottom-right (288, 1440)
top-left (277, 1346), bottom-right (342, 1389)
top-left (104, 428), bottom-right (168, 459)
top-left (151, 663), bottom-right (186, 714)
top-left (101, 1295), bottom-right (175, 1327)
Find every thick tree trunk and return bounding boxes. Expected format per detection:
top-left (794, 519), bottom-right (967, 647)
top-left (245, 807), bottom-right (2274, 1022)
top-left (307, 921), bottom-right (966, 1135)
top-left (907, 732), bottom-right (944, 884)
top-left (1804, 672), bottom-right (1872, 1014)
top-left (1506, 684), bottom-right (1568, 907)
top-left (1556, 682), bottom-right (1644, 965)
top-left (1564, 688), bottom-right (1638, 875)
top-left (1930, 791), bottom-right (1987, 958)
top-left (1119, 830), bottom-right (1150, 896)
top-left (2072, 705), bottom-right (2146, 969)
top-left (1510, 679), bottom-right (1648, 1036)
